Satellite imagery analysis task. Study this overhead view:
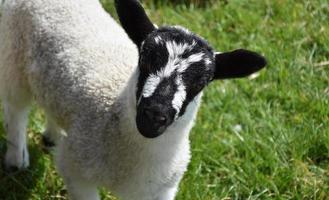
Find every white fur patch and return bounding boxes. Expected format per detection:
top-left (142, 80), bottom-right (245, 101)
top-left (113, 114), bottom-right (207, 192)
top-left (165, 41), bottom-right (203, 75)
top-left (153, 41), bottom-right (203, 78)
top-left (154, 35), bottom-right (162, 44)
top-left (166, 40), bottom-right (191, 58)
top-left (142, 74), bottom-right (161, 98)
top-left (205, 58), bottom-right (212, 65)
top-left (172, 76), bottom-right (186, 118)
top-left (140, 40), bottom-right (146, 50)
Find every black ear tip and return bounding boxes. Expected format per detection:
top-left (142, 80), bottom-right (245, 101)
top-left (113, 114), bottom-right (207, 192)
top-left (254, 54), bottom-right (267, 69)
top-left (115, 0), bottom-right (156, 48)
top-left (214, 48), bottom-right (267, 79)
top-left (235, 49), bottom-right (267, 69)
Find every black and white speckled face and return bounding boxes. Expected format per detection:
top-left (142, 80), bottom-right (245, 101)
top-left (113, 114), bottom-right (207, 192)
top-left (115, 0), bottom-right (266, 138)
top-left (135, 27), bottom-right (215, 138)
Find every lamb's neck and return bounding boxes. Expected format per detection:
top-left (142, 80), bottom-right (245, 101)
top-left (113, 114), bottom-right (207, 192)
top-left (117, 68), bottom-right (139, 139)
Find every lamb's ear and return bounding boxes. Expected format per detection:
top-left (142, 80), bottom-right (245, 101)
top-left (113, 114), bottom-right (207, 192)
top-left (214, 49), bottom-right (267, 79)
top-left (115, 0), bottom-right (156, 49)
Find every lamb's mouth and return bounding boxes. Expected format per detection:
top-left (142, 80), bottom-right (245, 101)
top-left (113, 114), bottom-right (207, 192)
top-left (136, 114), bottom-right (169, 138)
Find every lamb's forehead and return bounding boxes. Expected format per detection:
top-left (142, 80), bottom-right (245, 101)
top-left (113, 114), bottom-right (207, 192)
top-left (141, 27), bottom-right (214, 73)
top-left (144, 40), bottom-right (212, 78)
top-left (142, 26), bottom-right (213, 54)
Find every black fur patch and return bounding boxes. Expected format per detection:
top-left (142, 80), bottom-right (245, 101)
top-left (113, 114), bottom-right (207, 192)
top-left (214, 49), bottom-right (267, 79)
top-left (115, 0), bottom-right (156, 48)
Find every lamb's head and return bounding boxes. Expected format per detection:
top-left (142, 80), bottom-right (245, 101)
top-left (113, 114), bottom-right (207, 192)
top-left (115, 0), bottom-right (267, 138)
top-left (135, 27), bottom-right (217, 138)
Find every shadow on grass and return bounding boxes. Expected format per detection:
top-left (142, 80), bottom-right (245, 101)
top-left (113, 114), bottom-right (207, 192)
top-left (144, 0), bottom-right (221, 8)
top-left (0, 130), bottom-right (47, 199)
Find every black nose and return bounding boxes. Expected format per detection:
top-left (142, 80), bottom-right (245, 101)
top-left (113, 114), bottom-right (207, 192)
top-left (144, 107), bottom-right (168, 125)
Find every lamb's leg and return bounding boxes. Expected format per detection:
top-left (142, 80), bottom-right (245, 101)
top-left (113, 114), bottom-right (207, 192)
top-left (134, 184), bottom-right (179, 200)
top-left (55, 140), bottom-right (100, 200)
top-left (155, 185), bottom-right (179, 200)
top-left (42, 114), bottom-right (62, 149)
top-left (64, 178), bottom-right (100, 200)
top-left (3, 101), bottom-right (30, 171)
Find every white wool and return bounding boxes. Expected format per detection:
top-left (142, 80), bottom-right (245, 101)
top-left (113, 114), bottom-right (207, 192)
top-left (0, 1), bottom-right (202, 200)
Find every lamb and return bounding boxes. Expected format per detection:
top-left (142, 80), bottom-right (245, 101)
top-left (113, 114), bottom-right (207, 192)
top-left (0, 0), bottom-right (266, 199)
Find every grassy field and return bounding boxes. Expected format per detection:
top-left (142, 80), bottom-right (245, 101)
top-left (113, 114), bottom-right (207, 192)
top-left (1, 0), bottom-right (328, 199)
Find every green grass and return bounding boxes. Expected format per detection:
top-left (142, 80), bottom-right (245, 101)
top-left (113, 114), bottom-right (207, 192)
top-left (1, 0), bottom-right (329, 199)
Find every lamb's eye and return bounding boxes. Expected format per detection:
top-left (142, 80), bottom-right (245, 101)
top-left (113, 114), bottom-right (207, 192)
top-left (191, 77), bottom-right (208, 91)
top-left (139, 59), bottom-right (152, 72)
top-left (197, 77), bottom-right (209, 86)
top-left (194, 84), bottom-right (203, 91)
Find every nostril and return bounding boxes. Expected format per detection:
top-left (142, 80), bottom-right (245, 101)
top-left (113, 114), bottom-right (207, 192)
top-left (155, 115), bottom-right (167, 124)
top-left (144, 108), bottom-right (167, 124)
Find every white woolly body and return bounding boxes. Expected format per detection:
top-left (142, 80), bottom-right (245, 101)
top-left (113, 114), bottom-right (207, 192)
top-left (0, 0), bottom-right (202, 199)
